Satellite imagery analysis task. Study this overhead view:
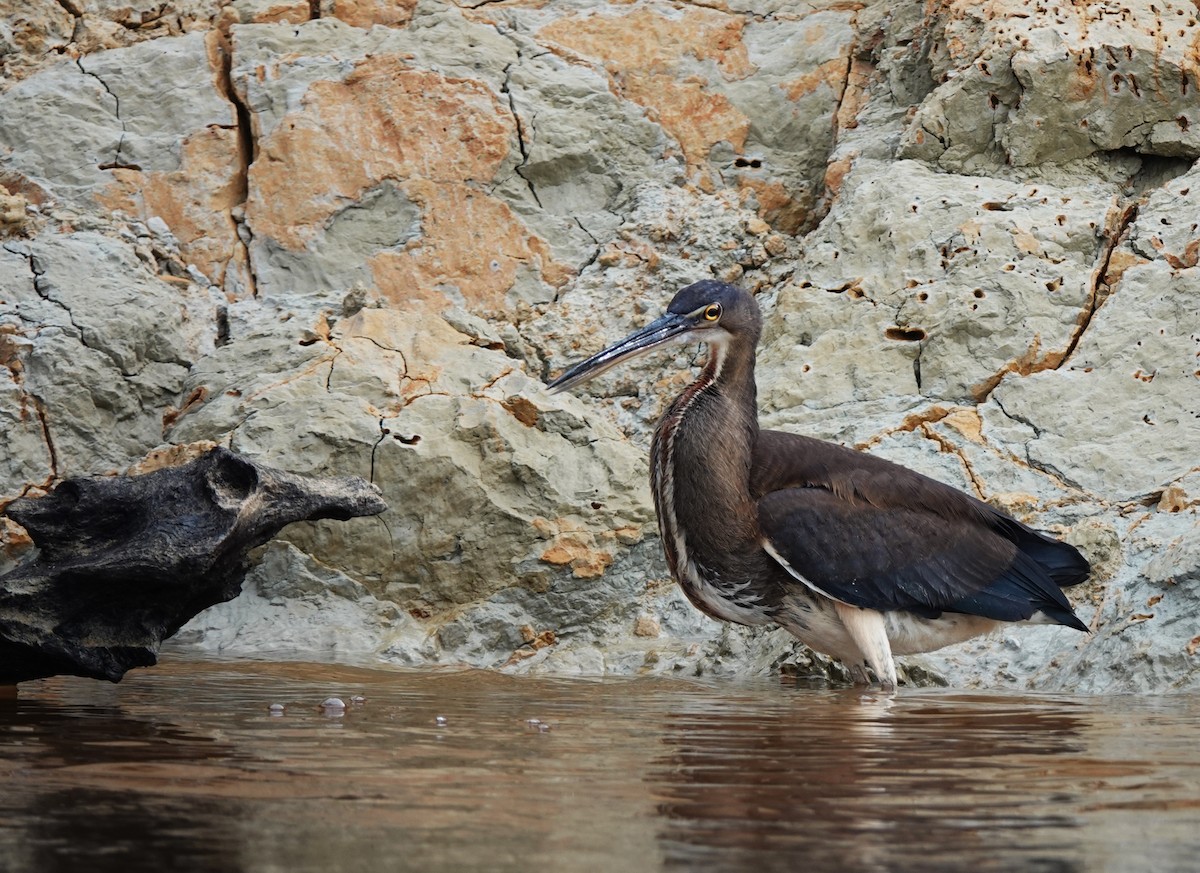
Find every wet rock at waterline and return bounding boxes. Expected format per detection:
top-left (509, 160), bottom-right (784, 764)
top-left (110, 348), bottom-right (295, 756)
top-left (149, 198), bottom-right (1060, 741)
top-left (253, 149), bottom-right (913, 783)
top-left (0, 448), bottom-right (386, 683)
top-left (2, 0), bottom-right (1199, 691)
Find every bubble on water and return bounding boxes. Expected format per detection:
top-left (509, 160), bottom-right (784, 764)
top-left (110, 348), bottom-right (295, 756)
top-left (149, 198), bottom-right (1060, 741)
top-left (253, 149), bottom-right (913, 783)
top-left (321, 697), bottom-right (347, 713)
top-left (268, 703), bottom-right (285, 716)
top-left (434, 715), bottom-right (448, 726)
top-left (350, 696), bottom-right (366, 705)
top-left (526, 718), bottom-right (541, 725)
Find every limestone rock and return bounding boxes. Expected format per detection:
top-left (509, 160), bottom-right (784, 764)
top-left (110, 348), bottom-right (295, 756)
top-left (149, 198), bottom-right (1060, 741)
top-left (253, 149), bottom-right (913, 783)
top-left (166, 540), bottom-right (418, 660)
top-left (0, 1), bottom-right (76, 85)
top-left (0, 33), bottom-right (246, 288)
top-left (0, 33), bottom-right (235, 193)
top-left (758, 159), bottom-right (1118, 443)
top-left (164, 302), bottom-right (656, 618)
top-left (0, 0), bottom-right (232, 86)
top-left (0, 187), bottom-right (32, 237)
top-left (522, 1), bottom-right (857, 232)
top-left (986, 163), bottom-right (1200, 501)
top-left (0, 232), bottom-right (197, 486)
top-left (0, 0), bottom-right (1196, 692)
top-left (899, 0), bottom-right (1200, 172)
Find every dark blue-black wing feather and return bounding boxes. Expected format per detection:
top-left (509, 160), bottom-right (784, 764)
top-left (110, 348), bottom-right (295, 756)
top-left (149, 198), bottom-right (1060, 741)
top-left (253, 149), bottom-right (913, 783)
top-left (751, 430), bottom-right (1089, 630)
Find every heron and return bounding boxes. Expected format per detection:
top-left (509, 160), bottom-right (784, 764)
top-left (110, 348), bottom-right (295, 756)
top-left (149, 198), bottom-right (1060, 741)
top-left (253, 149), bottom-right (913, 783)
top-left (547, 280), bottom-right (1089, 688)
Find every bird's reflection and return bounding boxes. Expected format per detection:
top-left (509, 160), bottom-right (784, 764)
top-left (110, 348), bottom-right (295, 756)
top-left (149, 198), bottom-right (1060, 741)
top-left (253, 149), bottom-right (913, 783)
top-left (0, 696), bottom-right (246, 873)
top-left (649, 687), bottom-right (1087, 873)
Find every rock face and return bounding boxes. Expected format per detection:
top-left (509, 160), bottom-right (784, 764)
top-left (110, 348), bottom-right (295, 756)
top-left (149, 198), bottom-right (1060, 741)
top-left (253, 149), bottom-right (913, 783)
top-left (0, 447), bottom-right (387, 683)
top-left (1, 0), bottom-right (1197, 692)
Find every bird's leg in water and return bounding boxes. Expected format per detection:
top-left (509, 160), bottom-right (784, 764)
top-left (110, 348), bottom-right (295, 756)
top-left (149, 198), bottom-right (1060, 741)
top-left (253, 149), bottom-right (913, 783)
top-left (835, 602), bottom-right (899, 691)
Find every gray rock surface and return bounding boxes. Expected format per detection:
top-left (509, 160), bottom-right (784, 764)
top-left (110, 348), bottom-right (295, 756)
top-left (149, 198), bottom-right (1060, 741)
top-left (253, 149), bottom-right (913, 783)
top-left (0, 0), bottom-right (1197, 692)
top-left (1, 232), bottom-right (195, 482)
top-left (899, 0), bottom-right (1200, 171)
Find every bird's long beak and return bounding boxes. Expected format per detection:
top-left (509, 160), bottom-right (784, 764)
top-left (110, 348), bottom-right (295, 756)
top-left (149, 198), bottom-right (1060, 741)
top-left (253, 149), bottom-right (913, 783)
top-left (546, 312), bottom-right (693, 393)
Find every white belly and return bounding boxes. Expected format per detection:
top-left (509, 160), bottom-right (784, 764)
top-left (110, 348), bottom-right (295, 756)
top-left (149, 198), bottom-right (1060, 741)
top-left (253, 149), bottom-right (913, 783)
top-left (775, 593), bottom-right (1000, 660)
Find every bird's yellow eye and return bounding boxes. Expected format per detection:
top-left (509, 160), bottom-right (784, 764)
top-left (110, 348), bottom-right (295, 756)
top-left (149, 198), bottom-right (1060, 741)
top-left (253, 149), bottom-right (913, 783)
top-left (704, 303), bottom-right (721, 322)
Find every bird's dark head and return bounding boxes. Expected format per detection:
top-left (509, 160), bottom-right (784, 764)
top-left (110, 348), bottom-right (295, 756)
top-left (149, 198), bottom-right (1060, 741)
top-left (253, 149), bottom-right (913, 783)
top-left (666, 280), bottom-right (761, 344)
top-left (547, 280), bottom-right (761, 393)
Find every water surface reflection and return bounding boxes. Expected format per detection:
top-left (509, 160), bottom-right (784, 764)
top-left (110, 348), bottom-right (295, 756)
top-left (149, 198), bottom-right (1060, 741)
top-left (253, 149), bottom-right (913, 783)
top-left (0, 660), bottom-right (1197, 873)
top-left (0, 696), bottom-right (246, 872)
top-left (654, 690), bottom-right (1088, 871)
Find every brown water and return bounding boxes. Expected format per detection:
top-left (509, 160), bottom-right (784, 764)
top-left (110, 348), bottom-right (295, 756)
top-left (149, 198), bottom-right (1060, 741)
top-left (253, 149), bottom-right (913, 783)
top-left (2, 659), bottom-right (1198, 873)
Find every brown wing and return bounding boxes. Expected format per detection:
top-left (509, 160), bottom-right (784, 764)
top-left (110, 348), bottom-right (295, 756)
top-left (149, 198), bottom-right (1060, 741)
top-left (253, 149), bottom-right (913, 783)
top-left (751, 430), bottom-right (1089, 627)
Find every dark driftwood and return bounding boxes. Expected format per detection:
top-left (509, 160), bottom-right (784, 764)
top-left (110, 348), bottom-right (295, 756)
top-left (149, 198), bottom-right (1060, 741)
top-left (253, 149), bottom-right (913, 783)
top-left (0, 447), bottom-right (387, 684)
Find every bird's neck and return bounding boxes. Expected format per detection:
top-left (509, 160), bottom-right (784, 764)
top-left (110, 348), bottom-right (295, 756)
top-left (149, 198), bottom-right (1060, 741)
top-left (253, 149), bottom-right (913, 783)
top-left (706, 334), bottom-right (758, 418)
top-left (658, 336), bottom-right (760, 440)
top-left (651, 335), bottom-right (761, 555)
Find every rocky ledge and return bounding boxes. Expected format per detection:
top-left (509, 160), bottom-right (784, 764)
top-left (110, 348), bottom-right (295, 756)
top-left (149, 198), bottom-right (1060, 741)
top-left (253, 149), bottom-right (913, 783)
top-left (1, 0), bottom-right (1197, 692)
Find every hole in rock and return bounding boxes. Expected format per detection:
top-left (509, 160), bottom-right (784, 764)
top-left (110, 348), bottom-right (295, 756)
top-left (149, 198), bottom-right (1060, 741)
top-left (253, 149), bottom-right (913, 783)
top-left (885, 326), bottom-right (927, 342)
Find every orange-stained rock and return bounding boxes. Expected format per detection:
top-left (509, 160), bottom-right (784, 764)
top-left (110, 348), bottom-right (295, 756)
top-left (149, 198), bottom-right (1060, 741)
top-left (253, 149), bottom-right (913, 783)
top-left (1, 0), bottom-right (75, 82)
top-left (1157, 484), bottom-right (1194, 513)
top-left (941, 407), bottom-right (984, 443)
top-left (246, 54), bottom-right (515, 250)
top-left (540, 6), bottom-right (753, 79)
top-left (533, 516), bottom-right (621, 579)
top-left (0, 187), bottom-right (31, 237)
top-left (633, 615), bottom-right (660, 637)
top-left (822, 154), bottom-right (854, 201)
top-left (784, 57), bottom-right (849, 102)
top-left (1101, 249), bottom-right (1149, 289)
top-left (502, 396), bottom-right (540, 427)
top-left (98, 126), bottom-right (244, 286)
top-left (836, 58), bottom-right (873, 130)
top-left (739, 178), bottom-right (808, 235)
top-left (85, 32), bottom-right (245, 286)
top-left (322, 0), bottom-right (418, 28)
top-left (622, 72), bottom-right (749, 166)
top-left (331, 303), bottom-right (541, 410)
top-left (0, 517), bottom-right (34, 568)
top-left (234, 1), bottom-right (311, 24)
top-left (539, 7), bottom-right (753, 167)
top-left (368, 179), bottom-right (568, 312)
top-left (127, 441), bottom-right (223, 475)
top-left (540, 530), bottom-right (614, 578)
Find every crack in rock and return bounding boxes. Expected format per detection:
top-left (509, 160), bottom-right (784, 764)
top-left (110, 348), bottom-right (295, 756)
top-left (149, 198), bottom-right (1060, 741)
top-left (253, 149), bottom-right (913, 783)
top-left (573, 217), bottom-right (603, 274)
top-left (988, 393), bottom-right (1093, 494)
top-left (369, 418), bottom-right (388, 484)
top-left (2, 246), bottom-right (60, 486)
top-left (855, 404), bottom-right (955, 450)
top-left (1056, 199), bottom-right (1141, 370)
top-left (215, 29), bottom-right (258, 297)
top-left (10, 244), bottom-right (148, 378)
top-left (992, 392), bottom-right (1041, 439)
top-left (30, 394), bottom-right (60, 484)
top-left (324, 348), bottom-right (341, 392)
top-left (920, 423), bottom-right (988, 500)
top-left (500, 60), bottom-right (543, 209)
top-left (76, 58), bottom-right (139, 171)
top-left (971, 196), bottom-right (1143, 405)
